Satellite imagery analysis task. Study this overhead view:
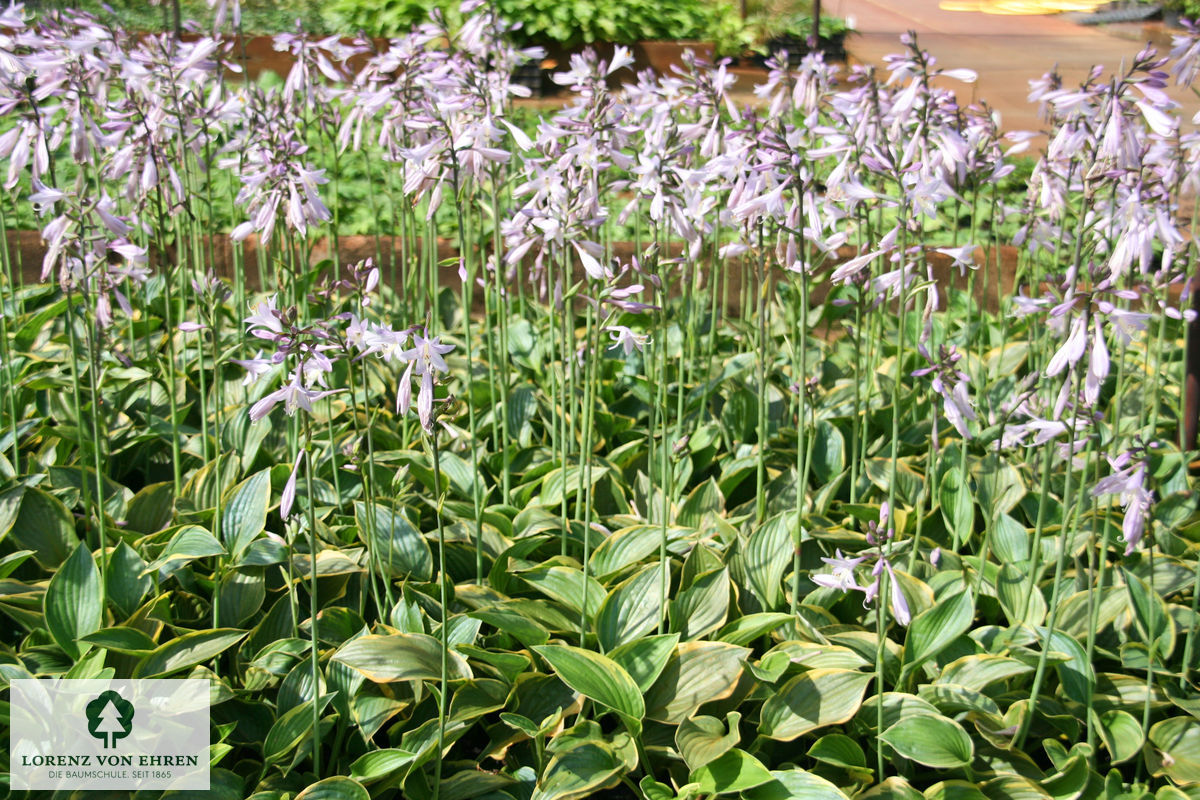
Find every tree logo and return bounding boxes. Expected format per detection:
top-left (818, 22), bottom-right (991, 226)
top-left (85, 690), bottom-right (135, 749)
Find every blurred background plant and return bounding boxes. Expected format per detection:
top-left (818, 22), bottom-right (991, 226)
top-left (30, 0), bottom-right (846, 62)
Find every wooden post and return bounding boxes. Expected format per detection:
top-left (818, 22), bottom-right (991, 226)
top-left (1185, 263), bottom-right (1200, 450)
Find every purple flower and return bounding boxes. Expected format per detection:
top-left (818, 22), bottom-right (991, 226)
top-left (605, 325), bottom-right (649, 356)
top-left (812, 549), bottom-right (868, 593)
top-left (1092, 450), bottom-right (1154, 554)
top-left (281, 448), bottom-right (305, 520)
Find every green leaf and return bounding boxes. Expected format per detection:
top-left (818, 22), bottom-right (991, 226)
top-left (644, 641), bottom-right (750, 724)
top-left (677, 712), bottom-right (741, 772)
top-left (10, 487), bottom-right (74, 567)
top-left (810, 421), bottom-right (845, 485)
top-left (808, 734), bottom-right (867, 770)
top-left (216, 569), bottom-right (266, 627)
top-left (264, 693), bottom-right (334, 766)
top-left (879, 714), bottom-right (974, 769)
top-left (678, 479), bottom-right (723, 529)
top-left (105, 541), bottom-right (152, 619)
top-left (741, 513), bottom-right (793, 610)
top-left (936, 655), bottom-right (1033, 692)
top-left (295, 777), bottom-right (369, 800)
top-left (671, 567), bottom-right (729, 641)
top-left (221, 468), bottom-right (270, 556)
top-left (521, 565), bottom-right (604, 621)
top-left (531, 738), bottom-right (634, 800)
top-left (533, 644), bottom-right (644, 728)
top-left (134, 629), bottom-right (247, 677)
top-left (469, 607), bottom-right (550, 647)
top-left (997, 564), bottom-right (1045, 627)
top-left (356, 502), bottom-right (432, 581)
top-left (1094, 709), bottom-right (1142, 764)
top-left (44, 542), bottom-right (102, 660)
top-left (1149, 716), bottom-right (1200, 784)
top-left (596, 563), bottom-right (665, 651)
top-left (715, 612), bottom-right (792, 646)
top-left (349, 749), bottom-right (416, 784)
top-left (759, 668), bottom-right (873, 741)
top-left (333, 633), bottom-right (473, 683)
top-left (590, 525), bottom-right (664, 578)
top-left (902, 589), bottom-right (974, 682)
top-left (1124, 568), bottom-right (1175, 661)
top-left (79, 626), bottom-right (158, 654)
top-left (125, 481), bottom-right (175, 535)
top-left (972, 453), bottom-right (1024, 513)
top-left (691, 749), bottom-right (773, 795)
top-left (143, 524), bottom-right (226, 577)
top-left (940, 467), bottom-right (974, 546)
top-left (607, 633), bottom-right (680, 692)
top-left (742, 769), bottom-right (850, 800)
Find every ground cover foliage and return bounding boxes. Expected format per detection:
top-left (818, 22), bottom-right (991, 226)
top-left (3, 2), bottom-right (1200, 799)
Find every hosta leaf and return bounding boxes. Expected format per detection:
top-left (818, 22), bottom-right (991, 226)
top-left (759, 668), bottom-right (873, 741)
top-left (1094, 709), bottom-right (1141, 764)
top-left (670, 566), bottom-right (729, 641)
top-left (596, 562), bottom-right (665, 651)
top-left (143, 525), bottom-right (226, 578)
top-left (349, 749), bottom-right (416, 783)
top-left (80, 626), bottom-right (158, 654)
top-left (972, 453), bottom-right (1025, 513)
top-left (810, 421), bottom-right (845, 486)
top-left (808, 733), bottom-right (867, 770)
top-left (851, 776), bottom-right (922, 799)
top-left (333, 633), bottom-right (473, 683)
top-left (1044, 629), bottom-right (1093, 706)
top-left (1149, 716), bottom-right (1200, 785)
top-left (924, 780), bottom-right (987, 800)
top-left (742, 768), bottom-right (850, 800)
top-left (937, 655), bottom-right (1033, 693)
top-left (217, 569), bottom-right (265, 627)
top-left (222, 468), bottom-right (270, 556)
top-left (134, 629), bottom-right (247, 677)
top-left (902, 588), bottom-right (974, 682)
top-left (1041, 754), bottom-right (1089, 800)
top-left (690, 748), bottom-right (773, 795)
top-left (530, 738), bottom-right (632, 800)
top-left (997, 563), bottom-right (1046, 627)
top-left (263, 693), bottom-right (333, 766)
top-left (990, 513), bottom-right (1030, 565)
top-left (676, 712), bottom-right (741, 772)
top-left (590, 525), bottom-right (664, 578)
top-left (440, 770), bottom-right (517, 800)
top-left (44, 542), bottom-right (102, 660)
top-left (105, 541), bottom-right (152, 619)
top-left (607, 633), bottom-right (679, 692)
top-left (1124, 568), bottom-right (1175, 661)
top-left (469, 606), bottom-right (550, 647)
top-left (715, 612), bottom-right (792, 646)
top-left (678, 479), bottom-right (723, 529)
top-left (296, 777), bottom-right (369, 800)
top-left (880, 714), bottom-right (974, 768)
top-left (644, 641), bottom-right (750, 724)
top-left (740, 513), bottom-right (793, 610)
top-left (533, 644), bottom-right (644, 727)
top-left (125, 481), bottom-right (175, 535)
top-left (520, 565), bottom-right (604, 621)
top-left (10, 487), bottom-right (73, 567)
top-left (980, 775), bottom-right (1052, 800)
top-left (356, 501), bottom-right (432, 581)
top-left (940, 466), bottom-right (974, 546)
